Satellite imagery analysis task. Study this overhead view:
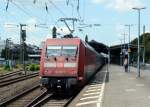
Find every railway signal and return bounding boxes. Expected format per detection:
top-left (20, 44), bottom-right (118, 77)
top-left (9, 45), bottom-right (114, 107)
top-left (20, 24), bottom-right (27, 75)
top-left (21, 30), bottom-right (26, 41)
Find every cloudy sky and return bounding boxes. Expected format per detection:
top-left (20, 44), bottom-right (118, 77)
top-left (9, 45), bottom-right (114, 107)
top-left (0, 0), bottom-right (150, 46)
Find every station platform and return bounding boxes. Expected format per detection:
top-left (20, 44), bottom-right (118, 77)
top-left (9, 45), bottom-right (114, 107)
top-left (68, 64), bottom-right (150, 107)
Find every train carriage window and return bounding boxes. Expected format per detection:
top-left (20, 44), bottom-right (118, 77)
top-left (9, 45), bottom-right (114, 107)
top-left (62, 46), bottom-right (77, 56)
top-left (46, 45), bottom-right (61, 57)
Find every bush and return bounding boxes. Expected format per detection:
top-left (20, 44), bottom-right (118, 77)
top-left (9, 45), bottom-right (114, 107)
top-left (30, 64), bottom-right (35, 71)
top-left (4, 65), bottom-right (11, 71)
top-left (29, 64), bottom-right (40, 71)
top-left (35, 65), bottom-right (40, 71)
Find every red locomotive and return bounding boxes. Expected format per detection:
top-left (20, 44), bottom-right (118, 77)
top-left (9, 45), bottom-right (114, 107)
top-left (40, 38), bottom-right (105, 91)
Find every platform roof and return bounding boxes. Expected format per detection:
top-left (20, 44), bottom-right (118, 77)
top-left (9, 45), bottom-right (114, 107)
top-left (88, 40), bottom-right (109, 54)
top-left (110, 44), bottom-right (144, 53)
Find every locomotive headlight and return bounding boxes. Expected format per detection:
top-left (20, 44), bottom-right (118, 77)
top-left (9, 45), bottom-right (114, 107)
top-left (64, 63), bottom-right (77, 67)
top-left (44, 62), bottom-right (56, 68)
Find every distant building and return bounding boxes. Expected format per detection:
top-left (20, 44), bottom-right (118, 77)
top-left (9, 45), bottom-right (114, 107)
top-left (27, 44), bottom-right (41, 63)
top-left (0, 38), bottom-right (41, 64)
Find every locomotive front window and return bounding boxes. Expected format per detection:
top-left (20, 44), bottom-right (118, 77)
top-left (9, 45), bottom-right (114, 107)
top-left (47, 46), bottom-right (61, 56)
top-left (62, 46), bottom-right (77, 56)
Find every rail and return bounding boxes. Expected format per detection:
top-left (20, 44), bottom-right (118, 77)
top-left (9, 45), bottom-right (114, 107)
top-left (28, 92), bottom-right (74, 107)
top-left (0, 70), bottom-right (22, 80)
top-left (0, 85), bottom-right (40, 106)
top-left (0, 72), bottom-right (38, 87)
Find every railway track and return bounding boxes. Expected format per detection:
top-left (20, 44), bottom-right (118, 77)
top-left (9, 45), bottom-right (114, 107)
top-left (0, 72), bottom-right (38, 87)
top-left (0, 70), bottom-right (22, 80)
top-left (27, 92), bottom-right (74, 107)
top-left (0, 85), bottom-right (46, 107)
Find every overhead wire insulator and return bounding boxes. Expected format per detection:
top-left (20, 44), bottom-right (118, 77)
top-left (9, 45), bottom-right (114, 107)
top-left (77, 0), bottom-right (79, 12)
top-left (45, 2), bottom-right (48, 13)
top-left (33, 0), bottom-right (36, 4)
top-left (66, 0), bottom-right (69, 5)
top-left (6, 0), bottom-right (10, 11)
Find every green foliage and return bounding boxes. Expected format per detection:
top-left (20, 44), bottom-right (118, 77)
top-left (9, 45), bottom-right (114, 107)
top-left (30, 64), bottom-right (35, 71)
top-left (29, 64), bottom-right (39, 71)
top-left (131, 33), bottom-right (150, 62)
top-left (35, 64), bottom-right (40, 71)
top-left (4, 65), bottom-right (11, 71)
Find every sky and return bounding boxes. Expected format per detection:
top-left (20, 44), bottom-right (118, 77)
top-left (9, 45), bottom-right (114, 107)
top-left (0, 0), bottom-right (150, 46)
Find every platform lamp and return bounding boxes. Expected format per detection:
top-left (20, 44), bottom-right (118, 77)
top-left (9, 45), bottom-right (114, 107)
top-left (132, 7), bottom-right (146, 77)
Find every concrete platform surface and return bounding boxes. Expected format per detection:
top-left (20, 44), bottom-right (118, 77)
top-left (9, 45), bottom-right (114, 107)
top-left (103, 64), bottom-right (150, 107)
top-left (68, 65), bottom-right (108, 107)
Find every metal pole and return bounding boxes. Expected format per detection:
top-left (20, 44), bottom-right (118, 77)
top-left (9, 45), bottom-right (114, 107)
top-left (132, 7), bottom-right (146, 77)
top-left (124, 34), bottom-right (125, 49)
top-left (121, 33), bottom-right (127, 50)
top-left (128, 26), bottom-right (130, 72)
top-left (143, 25), bottom-right (145, 65)
top-left (20, 24), bottom-right (26, 75)
top-left (137, 10), bottom-right (140, 77)
top-left (121, 33), bottom-right (127, 63)
top-left (120, 39), bottom-right (123, 66)
top-left (20, 24), bottom-right (23, 64)
top-left (125, 24), bottom-right (133, 72)
top-left (5, 39), bottom-right (8, 65)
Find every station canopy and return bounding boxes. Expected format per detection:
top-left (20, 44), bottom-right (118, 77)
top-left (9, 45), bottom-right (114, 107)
top-left (110, 44), bottom-right (143, 54)
top-left (110, 43), bottom-right (144, 64)
top-left (88, 40), bottom-right (109, 54)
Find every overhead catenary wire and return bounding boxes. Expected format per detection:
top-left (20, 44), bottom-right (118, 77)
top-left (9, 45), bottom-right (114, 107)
top-left (48, 0), bottom-right (67, 17)
top-left (43, 1), bottom-right (56, 25)
top-left (10, 1), bottom-right (34, 19)
top-left (76, 0), bottom-right (81, 21)
top-left (82, 0), bottom-right (86, 23)
top-left (45, 8), bottom-right (56, 27)
top-left (10, 0), bottom-right (45, 24)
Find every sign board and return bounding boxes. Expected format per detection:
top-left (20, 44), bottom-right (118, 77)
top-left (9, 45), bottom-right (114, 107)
top-left (128, 48), bottom-right (131, 53)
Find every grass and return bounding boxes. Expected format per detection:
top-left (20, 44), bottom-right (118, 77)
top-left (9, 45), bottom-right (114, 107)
top-left (0, 66), bottom-right (21, 74)
top-left (0, 63), bottom-right (40, 74)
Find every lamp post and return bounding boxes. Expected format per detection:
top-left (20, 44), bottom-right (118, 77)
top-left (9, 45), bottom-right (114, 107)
top-left (132, 7), bottom-right (146, 77)
top-left (125, 24), bottom-right (133, 72)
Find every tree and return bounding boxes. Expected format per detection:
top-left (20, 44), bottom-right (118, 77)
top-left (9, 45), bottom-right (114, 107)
top-left (131, 33), bottom-right (150, 62)
top-left (1, 49), bottom-right (6, 59)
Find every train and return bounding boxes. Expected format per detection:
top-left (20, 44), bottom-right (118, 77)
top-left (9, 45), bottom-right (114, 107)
top-left (39, 38), bottom-right (105, 91)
